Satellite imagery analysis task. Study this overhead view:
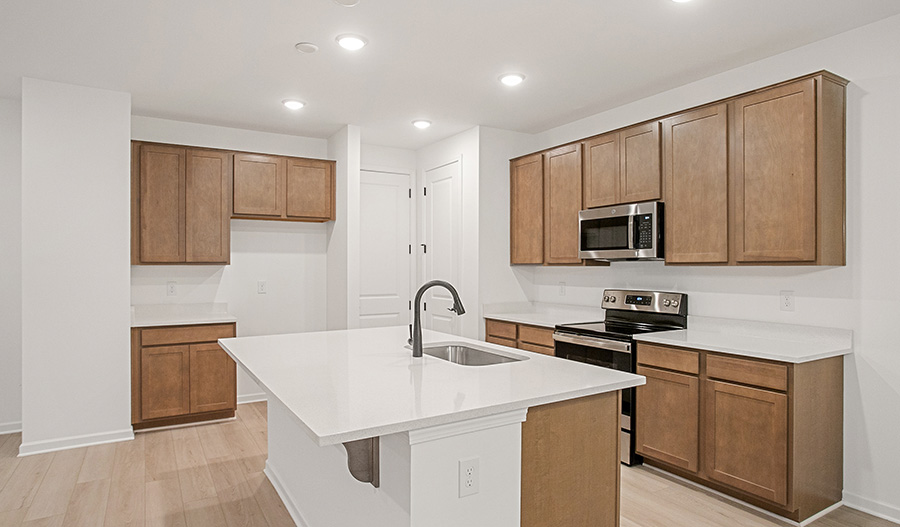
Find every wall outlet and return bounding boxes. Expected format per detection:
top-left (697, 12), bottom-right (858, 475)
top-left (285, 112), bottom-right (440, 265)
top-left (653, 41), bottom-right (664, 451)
top-left (780, 290), bottom-right (795, 311)
top-left (166, 281), bottom-right (177, 296)
top-left (559, 282), bottom-right (566, 296)
top-left (458, 457), bottom-right (479, 498)
top-left (257, 281), bottom-right (267, 295)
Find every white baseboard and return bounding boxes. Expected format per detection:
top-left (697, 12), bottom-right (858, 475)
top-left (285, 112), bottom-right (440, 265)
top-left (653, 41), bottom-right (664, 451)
top-left (843, 491), bottom-right (900, 525)
top-left (264, 461), bottom-right (310, 527)
top-left (0, 421), bottom-right (22, 435)
top-left (18, 428), bottom-right (134, 457)
top-left (238, 393), bottom-right (267, 405)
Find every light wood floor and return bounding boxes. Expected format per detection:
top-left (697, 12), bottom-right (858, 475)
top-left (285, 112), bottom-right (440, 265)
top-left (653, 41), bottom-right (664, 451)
top-left (0, 401), bottom-right (896, 527)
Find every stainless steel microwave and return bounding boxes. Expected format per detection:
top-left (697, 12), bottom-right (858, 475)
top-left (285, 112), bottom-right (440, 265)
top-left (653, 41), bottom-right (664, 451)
top-left (578, 201), bottom-right (663, 261)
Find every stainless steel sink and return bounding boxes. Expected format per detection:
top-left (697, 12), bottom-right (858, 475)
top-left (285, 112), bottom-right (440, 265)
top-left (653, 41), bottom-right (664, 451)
top-left (423, 344), bottom-right (526, 366)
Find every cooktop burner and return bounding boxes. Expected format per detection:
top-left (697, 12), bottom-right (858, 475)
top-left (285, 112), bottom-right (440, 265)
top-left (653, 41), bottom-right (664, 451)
top-left (555, 289), bottom-right (688, 339)
top-left (555, 321), bottom-right (671, 339)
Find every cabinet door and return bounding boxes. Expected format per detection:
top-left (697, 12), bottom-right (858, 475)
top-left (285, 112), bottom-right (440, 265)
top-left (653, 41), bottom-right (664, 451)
top-left (233, 153), bottom-right (285, 217)
top-left (543, 144), bottom-right (583, 264)
top-left (185, 149), bottom-right (231, 263)
top-left (733, 78), bottom-right (817, 263)
top-left (704, 379), bottom-right (788, 505)
top-left (635, 365), bottom-right (699, 472)
top-left (510, 154), bottom-right (544, 264)
top-left (663, 104), bottom-right (729, 263)
top-left (139, 144), bottom-right (185, 263)
top-left (619, 122), bottom-right (661, 203)
top-left (141, 345), bottom-right (190, 420)
top-left (285, 157), bottom-right (335, 221)
top-left (189, 343), bottom-right (236, 414)
top-left (583, 133), bottom-right (619, 208)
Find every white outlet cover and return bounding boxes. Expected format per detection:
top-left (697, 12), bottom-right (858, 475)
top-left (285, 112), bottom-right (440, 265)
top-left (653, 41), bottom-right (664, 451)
top-left (459, 457), bottom-right (479, 498)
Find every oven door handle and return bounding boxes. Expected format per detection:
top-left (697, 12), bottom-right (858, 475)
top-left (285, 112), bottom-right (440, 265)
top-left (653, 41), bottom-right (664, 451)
top-left (552, 332), bottom-right (632, 353)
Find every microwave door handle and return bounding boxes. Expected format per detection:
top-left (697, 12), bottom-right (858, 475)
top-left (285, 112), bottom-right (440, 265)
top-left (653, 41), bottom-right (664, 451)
top-left (627, 214), bottom-right (635, 249)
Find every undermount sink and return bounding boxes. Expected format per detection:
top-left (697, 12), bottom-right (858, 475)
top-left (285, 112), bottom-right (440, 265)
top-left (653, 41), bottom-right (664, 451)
top-left (423, 343), bottom-right (527, 366)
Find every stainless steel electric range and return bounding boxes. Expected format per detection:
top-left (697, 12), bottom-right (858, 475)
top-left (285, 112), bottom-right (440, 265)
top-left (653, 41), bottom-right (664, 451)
top-left (553, 289), bottom-right (688, 465)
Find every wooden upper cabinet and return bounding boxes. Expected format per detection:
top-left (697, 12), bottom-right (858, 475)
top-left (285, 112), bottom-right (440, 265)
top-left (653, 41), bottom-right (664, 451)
top-left (544, 144), bottom-right (583, 264)
top-left (510, 154), bottom-right (544, 264)
top-left (233, 154), bottom-right (285, 217)
top-left (286, 157), bottom-right (335, 221)
top-left (620, 122), bottom-right (662, 203)
top-left (663, 104), bottom-right (729, 264)
top-left (186, 149), bottom-right (232, 263)
top-left (133, 142), bottom-right (230, 265)
top-left (138, 144), bottom-right (185, 263)
top-left (733, 79), bottom-right (817, 263)
top-left (583, 133), bottom-right (619, 208)
top-left (233, 153), bottom-right (336, 223)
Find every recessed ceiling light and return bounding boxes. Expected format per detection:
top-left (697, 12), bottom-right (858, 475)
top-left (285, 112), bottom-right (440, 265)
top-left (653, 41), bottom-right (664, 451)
top-left (412, 120), bottom-right (431, 129)
top-left (294, 42), bottom-right (319, 54)
top-left (336, 34), bottom-right (368, 51)
top-left (282, 99), bottom-right (306, 110)
top-left (333, 0), bottom-right (360, 6)
top-left (499, 73), bottom-right (526, 87)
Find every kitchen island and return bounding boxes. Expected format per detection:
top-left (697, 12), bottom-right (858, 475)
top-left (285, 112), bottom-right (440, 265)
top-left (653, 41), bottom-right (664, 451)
top-left (219, 325), bottom-right (643, 527)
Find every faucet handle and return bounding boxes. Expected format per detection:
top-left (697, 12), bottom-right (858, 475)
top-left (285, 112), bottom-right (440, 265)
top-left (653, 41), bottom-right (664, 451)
top-left (407, 324), bottom-right (413, 345)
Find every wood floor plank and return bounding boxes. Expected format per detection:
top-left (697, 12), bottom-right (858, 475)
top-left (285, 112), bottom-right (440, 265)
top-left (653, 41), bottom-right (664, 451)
top-left (245, 473), bottom-right (294, 527)
top-left (25, 448), bottom-right (87, 521)
top-left (145, 477), bottom-right (186, 527)
top-left (0, 453), bottom-right (54, 512)
top-left (206, 455), bottom-right (248, 495)
top-left (195, 425), bottom-right (231, 461)
top-left (61, 479), bottom-right (110, 527)
top-left (176, 466), bottom-right (217, 504)
top-left (217, 480), bottom-right (269, 527)
top-left (22, 514), bottom-right (65, 527)
top-left (221, 422), bottom-right (265, 475)
top-left (171, 427), bottom-right (206, 470)
top-left (144, 431), bottom-right (177, 483)
top-left (183, 497), bottom-right (227, 527)
top-left (0, 507), bottom-right (28, 526)
top-left (77, 444), bottom-right (116, 483)
top-left (104, 436), bottom-right (145, 527)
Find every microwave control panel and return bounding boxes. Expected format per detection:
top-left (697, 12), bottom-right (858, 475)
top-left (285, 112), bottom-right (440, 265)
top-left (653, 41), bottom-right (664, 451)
top-left (634, 215), bottom-right (654, 249)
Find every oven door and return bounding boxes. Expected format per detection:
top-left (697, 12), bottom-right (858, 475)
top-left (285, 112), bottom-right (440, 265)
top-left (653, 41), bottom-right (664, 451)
top-left (553, 332), bottom-right (639, 465)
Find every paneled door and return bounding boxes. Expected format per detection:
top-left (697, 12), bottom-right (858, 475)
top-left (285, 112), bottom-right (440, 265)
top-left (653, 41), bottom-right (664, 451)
top-left (423, 158), bottom-right (461, 334)
top-left (358, 169), bottom-right (412, 328)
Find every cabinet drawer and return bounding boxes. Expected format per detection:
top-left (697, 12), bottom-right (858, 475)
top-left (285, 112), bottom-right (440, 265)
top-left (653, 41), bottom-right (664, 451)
top-left (519, 342), bottom-right (555, 356)
top-left (486, 335), bottom-right (517, 348)
top-left (518, 325), bottom-right (555, 348)
top-left (141, 323), bottom-right (235, 347)
top-left (706, 354), bottom-right (788, 392)
top-left (637, 343), bottom-right (699, 374)
top-left (486, 319), bottom-right (517, 340)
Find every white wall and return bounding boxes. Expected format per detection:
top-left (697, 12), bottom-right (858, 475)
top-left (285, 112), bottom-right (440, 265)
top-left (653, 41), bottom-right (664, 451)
top-left (20, 79), bottom-right (133, 454)
top-left (131, 116), bottom-right (331, 402)
top-left (0, 98), bottom-right (22, 434)
top-left (480, 15), bottom-right (900, 521)
top-left (416, 127), bottom-right (481, 339)
top-left (325, 125), bottom-right (361, 330)
top-left (361, 143), bottom-right (417, 174)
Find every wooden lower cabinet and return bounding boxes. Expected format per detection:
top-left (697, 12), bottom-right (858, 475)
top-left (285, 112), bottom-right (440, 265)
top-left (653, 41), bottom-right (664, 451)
top-left (522, 392), bottom-right (620, 527)
top-left (635, 342), bottom-right (843, 522)
top-left (132, 323), bottom-right (237, 430)
top-left (484, 318), bottom-right (555, 356)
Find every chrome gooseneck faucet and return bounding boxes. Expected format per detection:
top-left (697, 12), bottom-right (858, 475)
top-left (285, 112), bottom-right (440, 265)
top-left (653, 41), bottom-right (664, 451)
top-left (409, 280), bottom-right (466, 358)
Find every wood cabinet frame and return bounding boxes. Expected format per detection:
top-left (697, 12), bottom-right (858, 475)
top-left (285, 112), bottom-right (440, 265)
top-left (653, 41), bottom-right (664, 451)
top-left (233, 154), bottom-right (335, 223)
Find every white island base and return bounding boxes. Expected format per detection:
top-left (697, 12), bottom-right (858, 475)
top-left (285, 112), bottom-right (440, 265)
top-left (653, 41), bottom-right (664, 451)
top-left (265, 397), bottom-right (527, 527)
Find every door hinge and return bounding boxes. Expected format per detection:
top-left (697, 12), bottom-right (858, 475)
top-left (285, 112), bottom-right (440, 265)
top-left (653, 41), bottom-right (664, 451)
top-left (408, 188), bottom-right (411, 198)
top-left (408, 300), bottom-right (411, 310)
top-left (423, 188), bottom-right (427, 196)
top-left (408, 244), bottom-right (412, 254)
top-left (420, 243), bottom-right (427, 254)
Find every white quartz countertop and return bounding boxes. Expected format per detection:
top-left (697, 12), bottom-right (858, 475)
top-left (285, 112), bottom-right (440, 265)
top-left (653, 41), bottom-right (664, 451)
top-left (219, 326), bottom-right (643, 446)
top-left (634, 316), bottom-right (853, 363)
top-left (483, 304), bottom-right (604, 329)
top-left (131, 303), bottom-right (237, 328)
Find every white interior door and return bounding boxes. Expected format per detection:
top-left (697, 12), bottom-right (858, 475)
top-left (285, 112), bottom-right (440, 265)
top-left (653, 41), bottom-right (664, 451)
top-left (358, 169), bottom-right (412, 328)
top-left (423, 158), bottom-right (461, 334)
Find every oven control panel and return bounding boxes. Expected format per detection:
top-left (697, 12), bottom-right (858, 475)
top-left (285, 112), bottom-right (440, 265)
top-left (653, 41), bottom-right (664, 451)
top-left (601, 289), bottom-right (687, 315)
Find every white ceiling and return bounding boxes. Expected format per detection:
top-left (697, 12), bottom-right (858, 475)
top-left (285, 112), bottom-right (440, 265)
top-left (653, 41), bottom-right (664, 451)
top-left (3, 0), bottom-right (900, 150)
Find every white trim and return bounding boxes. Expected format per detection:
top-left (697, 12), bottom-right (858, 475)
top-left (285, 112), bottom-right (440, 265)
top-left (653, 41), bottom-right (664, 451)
top-left (238, 393), bottom-right (267, 405)
top-left (640, 464), bottom-right (840, 527)
top-left (843, 491), bottom-right (900, 525)
top-left (407, 409), bottom-right (527, 445)
top-left (133, 417), bottom-right (236, 434)
top-left (18, 428), bottom-right (134, 457)
top-left (265, 461), bottom-right (311, 527)
top-left (0, 421), bottom-right (22, 435)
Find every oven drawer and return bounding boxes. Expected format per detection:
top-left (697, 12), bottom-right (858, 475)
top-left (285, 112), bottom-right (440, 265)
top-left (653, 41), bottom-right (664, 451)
top-left (706, 354), bottom-right (788, 392)
top-left (636, 343), bottom-right (699, 374)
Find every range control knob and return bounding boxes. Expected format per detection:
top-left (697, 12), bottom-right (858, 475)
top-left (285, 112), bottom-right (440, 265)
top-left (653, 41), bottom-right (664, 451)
top-left (603, 295), bottom-right (610, 302)
top-left (663, 299), bottom-right (671, 307)
top-left (609, 296), bottom-right (617, 303)
top-left (672, 300), bottom-right (680, 308)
